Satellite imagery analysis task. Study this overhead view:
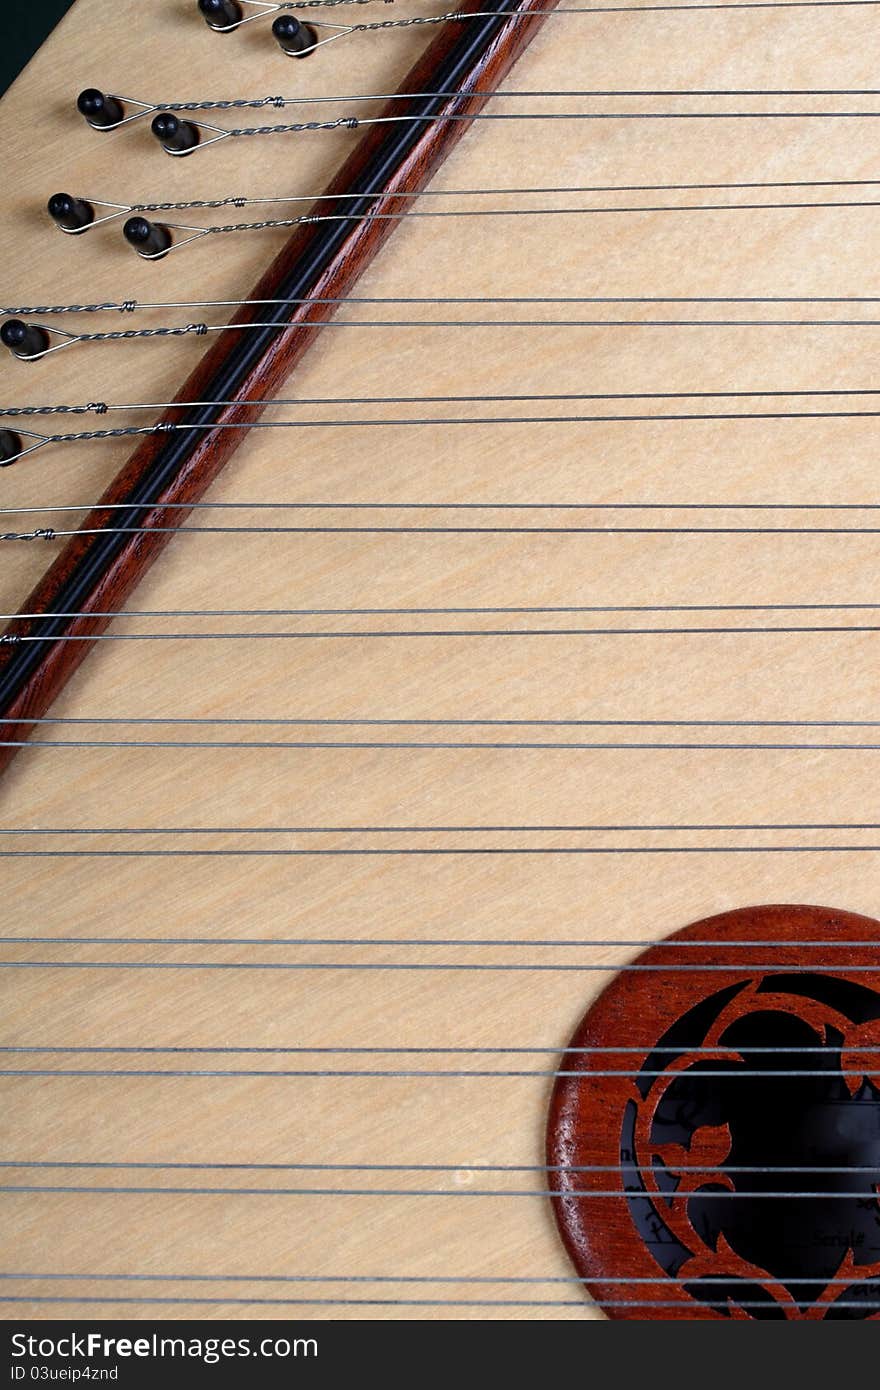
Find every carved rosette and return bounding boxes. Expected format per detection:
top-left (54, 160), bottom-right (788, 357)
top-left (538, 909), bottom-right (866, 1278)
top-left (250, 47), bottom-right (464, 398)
top-left (547, 904), bottom-right (880, 1319)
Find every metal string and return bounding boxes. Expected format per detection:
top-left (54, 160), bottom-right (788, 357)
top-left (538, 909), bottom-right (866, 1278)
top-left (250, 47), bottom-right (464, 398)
top-left (5, 1039), bottom-right (880, 1047)
top-left (4, 716), bottom-right (880, 725)
top-left (203, 192), bottom-right (880, 222)
top-left (59, 178), bottom-right (880, 216)
top-left (8, 824), bottom-right (880, 835)
top-left (16, 315), bottom-right (880, 369)
top-left (4, 719), bottom-right (880, 748)
top-left (5, 736), bottom-right (880, 750)
top-left (80, 100), bottom-right (880, 155)
top-left (60, 198), bottom-right (880, 251)
top-left (10, 387), bottom-right (880, 467)
top-left (5, 959), bottom-right (880, 968)
top-left (261, 1), bottom-right (880, 14)
top-left (11, 389), bottom-right (880, 419)
top-left (3, 1276), bottom-right (880, 1313)
top-left (20, 312), bottom-right (880, 337)
top-left (25, 314), bottom-right (880, 327)
top-left (4, 1185), bottom-right (880, 1200)
top-left (9, 500), bottom-right (880, 519)
top-left (91, 0), bottom-right (880, 75)
top-left (5, 945), bottom-right (878, 956)
top-left (89, 86), bottom-right (880, 125)
top-left (9, 628), bottom-right (880, 644)
top-left (11, 387), bottom-right (880, 417)
top-left (13, 520), bottom-right (880, 539)
top-left (0, 945), bottom-right (873, 956)
top-left (49, 184), bottom-right (880, 256)
top-left (172, 0), bottom-right (880, 64)
top-left (146, 111), bottom-right (880, 143)
top-left (6, 602), bottom-right (880, 618)
top-left (6, 1297), bottom-right (880, 1308)
top-left (5, 742), bottom-right (880, 756)
top-left (199, 1), bottom-right (880, 13)
top-left (11, 290), bottom-right (880, 317)
top-left (129, 88), bottom-right (880, 108)
top-left (4, 1066), bottom-right (880, 1078)
top-left (8, 603), bottom-right (880, 614)
top-left (12, 411), bottom-right (880, 469)
top-left (32, 194), bottom-right (880, 260)
top-left (2, 1272), bottom-right (876, 1284)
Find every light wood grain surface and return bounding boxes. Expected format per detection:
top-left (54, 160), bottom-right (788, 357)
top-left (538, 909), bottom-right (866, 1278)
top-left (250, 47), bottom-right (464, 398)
top-left (2, 0), bottom-right (880, 1320)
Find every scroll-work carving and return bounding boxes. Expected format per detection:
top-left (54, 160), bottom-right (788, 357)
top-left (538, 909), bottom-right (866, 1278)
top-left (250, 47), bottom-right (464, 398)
top-left (547, 905), bottom-right (880, 1319)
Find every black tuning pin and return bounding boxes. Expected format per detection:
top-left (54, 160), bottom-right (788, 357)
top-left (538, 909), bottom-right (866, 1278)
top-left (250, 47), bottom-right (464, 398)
top-left (0, 320), bottom-right (51, 360)
top-left (47, 192), bottom-right (95, 233)
top-left (0, 431), bottom-right (23, 466)
top-left (272, 16), bottom-right (317, 56)
top-left (151, 113), bottom-right (201, 156)
top-left (198, 0), bottom-right (243, 28)
top-left (77, 88), bottom-right (124, 129)
top-left (123, 216), bottom-right (173, 260)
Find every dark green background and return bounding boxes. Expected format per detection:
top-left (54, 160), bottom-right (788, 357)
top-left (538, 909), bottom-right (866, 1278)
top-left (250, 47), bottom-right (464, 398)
top-left (1, 0), bottom-right (78, 96)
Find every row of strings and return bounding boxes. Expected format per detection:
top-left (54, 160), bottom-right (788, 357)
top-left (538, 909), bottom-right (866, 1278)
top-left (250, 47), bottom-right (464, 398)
top-left (5, 1), bottom-right (880, 1316)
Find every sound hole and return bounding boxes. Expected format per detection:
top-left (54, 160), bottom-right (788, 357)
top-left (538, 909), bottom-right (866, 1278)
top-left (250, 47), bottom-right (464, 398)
top-left (547, 905), bottom-right (880, 1320)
